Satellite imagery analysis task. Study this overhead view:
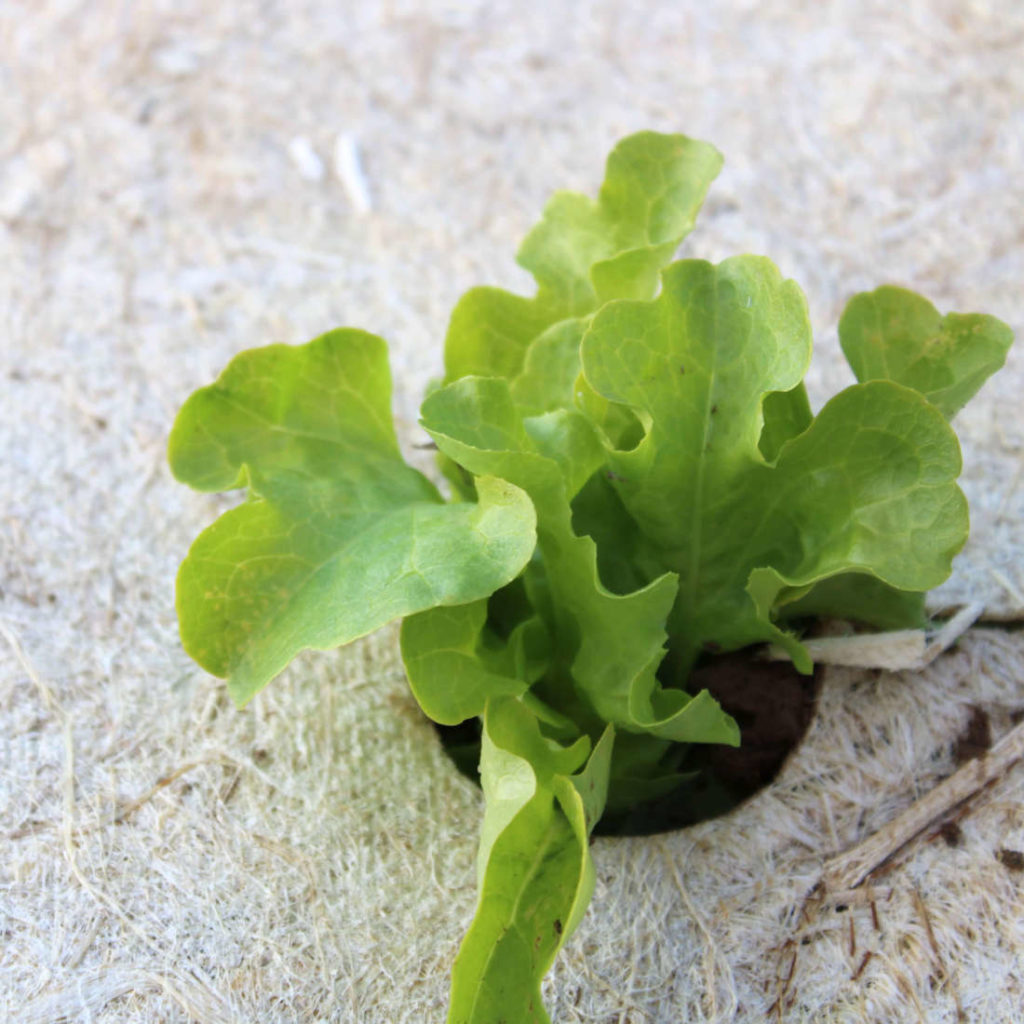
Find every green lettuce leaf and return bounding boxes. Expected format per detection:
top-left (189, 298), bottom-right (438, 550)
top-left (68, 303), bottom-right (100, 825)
top-left (581, 256), bottom-right (813, 548)
top-left (782, 286), bottom-right (1012, 628)
top-left (743, 382), bottom-right (966, 667)
top-left (581, 260), bottom-right (969, 673)
top-left (774, 573), bottom-right (927, 631)
top-left (758, 383), bottom-right (813, 462)
top-left (420, 376), bottom-right (739, 746)
top-left (400, 599), bottom-right (551, 725)
top-left (169, 330), bottom-right (537, 705)
top-left (839, 285), bottom-right (1013, 419)
top-left (447, 699), bottom-right (613, 1024)
top-left (443, 132), bottom-right (722, 384)
top-left (510, 318), bottom-right (590, 415)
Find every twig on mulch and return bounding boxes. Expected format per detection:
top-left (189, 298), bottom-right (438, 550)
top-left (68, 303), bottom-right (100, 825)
top-left (823, 716), bottom-right (1024, 891)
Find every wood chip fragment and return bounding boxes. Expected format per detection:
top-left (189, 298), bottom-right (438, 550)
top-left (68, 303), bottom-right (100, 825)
top-left (764, 602), bottom-right (984, 671)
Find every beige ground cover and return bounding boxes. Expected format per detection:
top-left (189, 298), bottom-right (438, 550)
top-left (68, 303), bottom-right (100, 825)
top-left (2, 2), bottom-right (1022, 1021)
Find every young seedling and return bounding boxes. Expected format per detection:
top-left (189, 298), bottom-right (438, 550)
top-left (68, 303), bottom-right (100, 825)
top-left (169, 132), bottom-right (1012, 1023)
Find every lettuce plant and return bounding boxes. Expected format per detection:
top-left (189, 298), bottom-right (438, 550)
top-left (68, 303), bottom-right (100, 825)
top-left (169, 133), bottom-right (1012, 1022)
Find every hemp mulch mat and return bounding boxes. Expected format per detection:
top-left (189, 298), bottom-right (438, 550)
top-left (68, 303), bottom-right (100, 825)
top-left (2, 3), bottom-right (1022, 1021)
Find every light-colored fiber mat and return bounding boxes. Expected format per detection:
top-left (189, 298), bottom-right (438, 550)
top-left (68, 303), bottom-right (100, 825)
top-left (2, 3), bottom-right (1022, 1021)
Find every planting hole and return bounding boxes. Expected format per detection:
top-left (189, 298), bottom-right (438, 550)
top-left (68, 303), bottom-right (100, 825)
top-left (430, 649), bottom-right (820, 837)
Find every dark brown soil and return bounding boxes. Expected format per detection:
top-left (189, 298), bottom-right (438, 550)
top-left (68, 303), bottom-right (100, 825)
top-left (598, 652), bottom-right (820, 835)
top-left (691, 651), bottom-right (820, 798)
top-left (953, 705), bottom-right (992, 764)
top-left (997, 848), bottom-right (1024, 872)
